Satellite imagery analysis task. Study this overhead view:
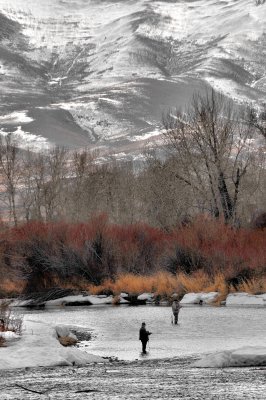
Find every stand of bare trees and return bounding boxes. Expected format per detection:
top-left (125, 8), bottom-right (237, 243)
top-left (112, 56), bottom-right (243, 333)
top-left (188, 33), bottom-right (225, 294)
top-left (162, 91), bottom-right (256, 223)
top-left (0, 91), bottom-right (265, 228)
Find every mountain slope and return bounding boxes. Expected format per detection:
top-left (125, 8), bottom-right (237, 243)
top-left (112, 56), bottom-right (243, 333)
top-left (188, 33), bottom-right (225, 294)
top-left (0, 0), bottom-right (265, 154)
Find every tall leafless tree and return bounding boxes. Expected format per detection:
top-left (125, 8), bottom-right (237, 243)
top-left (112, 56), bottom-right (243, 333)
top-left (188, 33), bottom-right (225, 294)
top-left (162, 91), bottom-right (254, 222)
top-left (0, 134), bottom-right (22, 225)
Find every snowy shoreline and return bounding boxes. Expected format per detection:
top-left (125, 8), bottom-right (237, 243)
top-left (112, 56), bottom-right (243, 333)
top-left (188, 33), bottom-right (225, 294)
top-left (0, 318), bottom-right (105, 370)
top-left (1, 315), bottom-right (266, 370)
top-left (194, 346), bottom-right (266, 368)
top-left (10, 291), bottom-right (266, 309)
top-left (2, 291), bottom-right (266, 370)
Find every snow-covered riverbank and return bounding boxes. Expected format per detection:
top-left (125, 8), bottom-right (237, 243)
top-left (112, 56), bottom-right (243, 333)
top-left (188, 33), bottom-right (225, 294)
top-left (11, 291), bottom-right (266, 309)
top-left (194, 346), bottom-right (266, 368)
top-left (4, 291), bottom-right (266, 370)
top-left (0, 318), bottom-right (104, 370)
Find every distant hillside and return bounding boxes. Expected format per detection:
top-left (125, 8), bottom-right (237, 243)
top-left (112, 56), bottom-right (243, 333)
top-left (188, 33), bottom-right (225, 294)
top-left (0, 0), bottom-right (265, 156)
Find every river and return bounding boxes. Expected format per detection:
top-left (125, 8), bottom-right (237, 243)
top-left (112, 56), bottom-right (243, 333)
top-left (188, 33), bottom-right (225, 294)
top-left (2, 305), bottom-right (266, 399)
top-left (18, 304), bottom-right (266, 360)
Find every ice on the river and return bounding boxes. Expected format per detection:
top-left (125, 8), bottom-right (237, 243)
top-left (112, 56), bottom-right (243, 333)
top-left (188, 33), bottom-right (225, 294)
top-left (225, 293), bottom-right (266, 306)
top-left (194, 346), bottom-right (266, 368)
top-left (0, 319), bottom-right (104, 370)
top-left (180, 292), bottom-right (219, 305)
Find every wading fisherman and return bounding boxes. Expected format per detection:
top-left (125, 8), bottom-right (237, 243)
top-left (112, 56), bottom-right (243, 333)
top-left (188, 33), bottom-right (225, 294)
top-left (172, 299), bottom-right (181, 324)
top-left (0, 318), bottom-right (4, 332)
top-left (139, 322), bottom-right (152, 354)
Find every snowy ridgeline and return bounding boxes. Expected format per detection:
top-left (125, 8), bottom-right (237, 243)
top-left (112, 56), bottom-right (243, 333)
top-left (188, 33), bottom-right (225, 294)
top-left (0, 319), bottom-right (105, 370)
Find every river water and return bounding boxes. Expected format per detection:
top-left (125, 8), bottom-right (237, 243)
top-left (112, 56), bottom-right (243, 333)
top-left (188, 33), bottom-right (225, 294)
top-left (19, 304), bottom-right (266, 361)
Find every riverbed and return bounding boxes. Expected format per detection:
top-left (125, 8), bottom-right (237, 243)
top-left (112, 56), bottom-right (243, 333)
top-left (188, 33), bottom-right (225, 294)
top-left (1, 357), bottom-right (266, 399)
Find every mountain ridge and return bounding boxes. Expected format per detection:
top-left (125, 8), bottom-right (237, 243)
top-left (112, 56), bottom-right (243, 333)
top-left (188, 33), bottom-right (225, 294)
top-left (0, 0), bottom-right (265, 155)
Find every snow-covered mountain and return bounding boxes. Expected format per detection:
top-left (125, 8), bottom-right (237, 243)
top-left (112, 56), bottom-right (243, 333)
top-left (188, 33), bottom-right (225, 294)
top-left (0, 0), bottom-right (265, 155)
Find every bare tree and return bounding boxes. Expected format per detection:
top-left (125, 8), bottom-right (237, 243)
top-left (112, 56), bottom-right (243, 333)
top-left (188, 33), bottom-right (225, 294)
top-left (40, 147), bottom-right (68, 221)
top-left (0, 134), bottom-right (22, 225)
top-left (138, 153), bottom-right (191, 228)
top-left (249, 106), bottom-right (266, 140)
top-left (20, 147), bottom-right (69, 222)
top-left (66, 149), bottom-right (98, 221)
top-left (162, 91), bottom-right (254, 222)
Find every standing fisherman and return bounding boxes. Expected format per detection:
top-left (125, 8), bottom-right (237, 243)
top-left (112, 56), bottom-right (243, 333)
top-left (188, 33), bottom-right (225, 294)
top-left (0, 318), bottom-right (4, 332)
top-left (139, 322), bottom-right (152, 354)
top-left (172, 299), bottom-right (181, 324)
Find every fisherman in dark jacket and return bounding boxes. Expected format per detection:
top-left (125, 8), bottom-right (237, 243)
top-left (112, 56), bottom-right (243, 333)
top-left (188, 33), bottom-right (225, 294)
top-left (139, 322), bottom-right (152, 354)
top-left (172, 299), bottom-right (181, 324)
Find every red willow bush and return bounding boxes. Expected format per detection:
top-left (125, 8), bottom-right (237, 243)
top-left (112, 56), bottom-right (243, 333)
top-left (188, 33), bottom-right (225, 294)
top-left (0, 215), bottom-right (265, 295)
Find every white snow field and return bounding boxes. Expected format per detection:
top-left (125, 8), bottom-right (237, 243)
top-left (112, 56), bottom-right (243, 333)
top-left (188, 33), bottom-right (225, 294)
top-left (194, 346), bottom-right (266, 368)
top-left (0, 318), bottom-right (104, 370)
top-left (0, 0), bottom-right (265, 151)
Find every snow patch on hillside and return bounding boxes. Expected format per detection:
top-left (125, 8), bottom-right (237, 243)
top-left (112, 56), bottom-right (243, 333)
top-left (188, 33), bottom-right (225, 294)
top-left (0, 0), bottom-right (265, 148)
top-left (0, 111), bottom-right (33, 125)
top-left (0, 127), bottom-right (51, 151)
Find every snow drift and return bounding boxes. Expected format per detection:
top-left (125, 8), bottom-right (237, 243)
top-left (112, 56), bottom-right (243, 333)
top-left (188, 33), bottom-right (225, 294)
top-left (0, 319), bottom-right (104, 370)
top-left (194, 346), bottom-right (266, 368)
top-left (180, 292), bottom-right (219, 305)
top-left (12, 294), bottom-right (129, 308)
top-left (225, 293), bottom-right (266, 306)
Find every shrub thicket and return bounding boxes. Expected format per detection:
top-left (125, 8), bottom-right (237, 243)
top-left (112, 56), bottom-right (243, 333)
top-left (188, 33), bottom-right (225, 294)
top-left (0, 215), bottom-right (265, 296)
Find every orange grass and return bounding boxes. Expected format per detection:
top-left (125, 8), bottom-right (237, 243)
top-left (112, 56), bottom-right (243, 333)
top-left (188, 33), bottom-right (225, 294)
top-left (87, 270), bottom-right (230, 299)
top-left (177, 271), bottom-right (228, 294)
top-left (0, 279), bottom-right (25, 297)
top-left (87, 272), bottom-right (179, 296)
top-left (237, 278), bottom-right (266, 295)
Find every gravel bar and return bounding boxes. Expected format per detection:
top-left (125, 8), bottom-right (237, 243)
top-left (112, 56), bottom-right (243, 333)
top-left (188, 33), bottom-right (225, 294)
top-left (1, 357), bottom-right (266, 400)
